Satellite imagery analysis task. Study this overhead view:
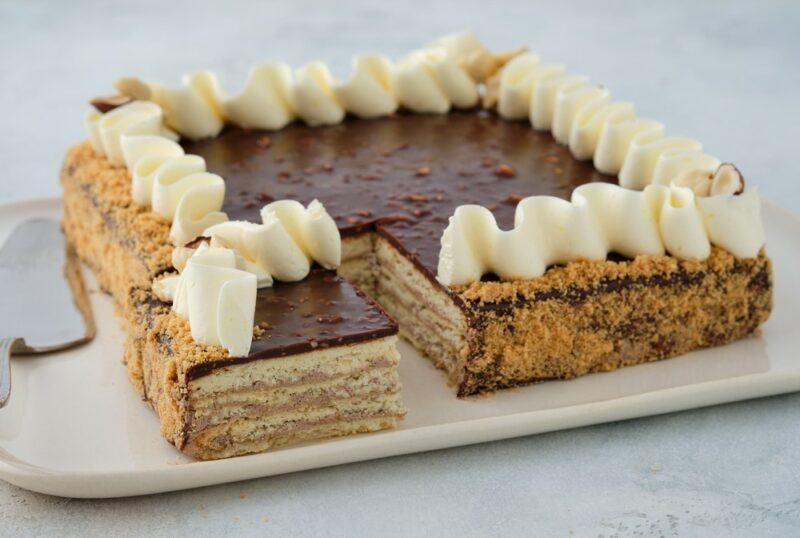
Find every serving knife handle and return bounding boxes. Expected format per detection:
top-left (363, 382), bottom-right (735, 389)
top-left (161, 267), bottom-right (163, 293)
top-left (0, 336), bottom-right (21, 408)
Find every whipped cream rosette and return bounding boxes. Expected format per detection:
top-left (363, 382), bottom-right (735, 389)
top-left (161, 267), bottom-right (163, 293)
top-left (154, 244), bottom-right (257, 357)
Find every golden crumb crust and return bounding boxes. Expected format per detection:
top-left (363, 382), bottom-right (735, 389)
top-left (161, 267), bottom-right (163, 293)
top-left (62, 143), bottom-right (234, 447)
top-left (455, 249), bottom-right (772, 395)
top-left (61, 142), bottom-right (173, 282)
top-left (456, 248), bottom-right (741, 304)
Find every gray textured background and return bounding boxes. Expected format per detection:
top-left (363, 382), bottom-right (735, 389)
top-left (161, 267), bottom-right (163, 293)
top-left (2, 0), bottom-right (800, 535)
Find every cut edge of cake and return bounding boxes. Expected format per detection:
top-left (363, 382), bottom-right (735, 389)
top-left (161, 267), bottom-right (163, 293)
top-left (61, 142), bottom-right (406, 459)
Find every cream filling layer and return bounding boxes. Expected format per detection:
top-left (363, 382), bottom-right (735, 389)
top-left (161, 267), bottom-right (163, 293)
top-left (190, 367), bottom-right (401, 431)
top-left (192, 392), bottom-right (405, 445)
top-left (188, 336), bottom-right (399, 396)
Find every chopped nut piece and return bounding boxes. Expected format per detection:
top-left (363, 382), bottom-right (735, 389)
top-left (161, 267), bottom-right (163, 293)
top-left (415, 166), bottom-right (431, 177)
top-left (411, 208), bottom-right (431, 218)
top-left (90, 95), bottom-right (132, 113)
top-left (185, 236), bottom-right (210, 249)
top-left (316, 314), bottom-right (344, 324)
top-left (114, 77), bottom-right (152, 101)
top-left (473, 46), bottom-right (528, 107)
top-left (460, 46), bottom-right (528, 82)
top-left (495, 46), bottom-right (529, 65)
top-left (494, 164), bottom-right (516, 178)
top-left (710, 163), bottom-right (745, 196)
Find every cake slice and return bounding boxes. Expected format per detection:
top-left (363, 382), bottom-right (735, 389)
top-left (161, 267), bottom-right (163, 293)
top-left (61, 142), bottom-right (405, 459)
top-left (146, 270), bottom-right (402, 459)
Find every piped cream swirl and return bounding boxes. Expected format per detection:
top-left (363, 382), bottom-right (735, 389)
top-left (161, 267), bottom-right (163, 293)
top-left (394, 47), bottom-right (480, 113)
top-left (334, 55), bottom-right (398, 119)
top-left (202, 199), bottom-right (341, 287)
top-left (437, 183), bottom-right (764, 287)
top-left (115, 73), bottom-right (224, 140)
top-left (154, 244), bottom-right (257, 357)
top-left (126, 137), bottom-right (228, 246)
top-left (88, 101), bottom-right (228, 246)
top-left (85, 101), bottom-right (177, 166)
top-left (222, 63), bottom-right (296, 130)
top-left (112, 32), bottom-right (494, 137)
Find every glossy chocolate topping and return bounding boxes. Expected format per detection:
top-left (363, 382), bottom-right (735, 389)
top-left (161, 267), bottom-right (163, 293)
top-left (184, 110), bottom-right (615, 276)
top-left (181, 111), bottom-right (616, 373)
top-left (186, 269), bottom-right (398, 379)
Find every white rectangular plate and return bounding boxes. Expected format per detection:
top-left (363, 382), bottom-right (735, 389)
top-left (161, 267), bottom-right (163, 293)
top-left (0, 197), bottom-right (798, 498)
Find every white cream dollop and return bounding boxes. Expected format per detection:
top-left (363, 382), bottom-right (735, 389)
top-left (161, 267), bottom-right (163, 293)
top-left (437, 184), bottom-right (764, 286)
top-left (90, 108), bottom-right (227, 245)
top-left (293, 62), bottom-right (346, 126)
top-left (155, 245), bottom-right (257, 357)
top-left (394, 45), bottom-right (480, 114)
top-left (120, 134), bottom-right (184, 171)
top-left (697, 188), bottom-right (764, 259)
top-left (202, 199), bottom-right (341, 286)
top-left (116, 73), bottom-right (225, 140)
top-left (334, 55), bottom-right (398, 119)
top-left (140, 154), bottom-right (228, 246)
top-left (85, 101), bottom-right (177, 166)
top-left (123, 135), bottom-right (186, 205)
top-left (222, 63), bottom-right (295, 130)
top-left (85, 103), bottom-right (230, 246)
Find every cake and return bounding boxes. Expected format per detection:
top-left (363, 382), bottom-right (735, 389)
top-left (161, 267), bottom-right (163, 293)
top-left (62, 32), bottom-right (772, 459)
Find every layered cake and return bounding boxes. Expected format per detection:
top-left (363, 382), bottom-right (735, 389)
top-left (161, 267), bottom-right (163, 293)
top-left (62, 32), bottom-right (772, 459)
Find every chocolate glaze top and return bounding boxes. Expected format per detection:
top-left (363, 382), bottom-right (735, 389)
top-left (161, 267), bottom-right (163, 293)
top-left (184, 111), bottom-right (615, 276)
top-left (186, 269), bottom-right (398, 379)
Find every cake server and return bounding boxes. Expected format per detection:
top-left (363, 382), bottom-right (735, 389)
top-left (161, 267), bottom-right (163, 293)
top-left (0, 218), bottom-right (95, 407)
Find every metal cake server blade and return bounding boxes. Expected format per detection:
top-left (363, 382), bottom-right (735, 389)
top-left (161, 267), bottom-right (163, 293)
top-left (0, 218), bottom-right (95, 407)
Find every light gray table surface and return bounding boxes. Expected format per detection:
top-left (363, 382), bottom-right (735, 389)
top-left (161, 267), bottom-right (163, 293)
top-left (1, 0), bottom-right (799, 535)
